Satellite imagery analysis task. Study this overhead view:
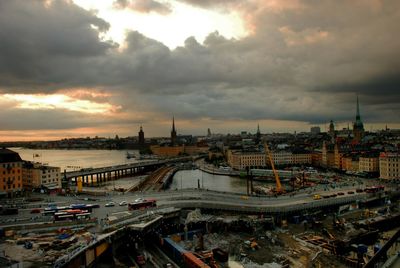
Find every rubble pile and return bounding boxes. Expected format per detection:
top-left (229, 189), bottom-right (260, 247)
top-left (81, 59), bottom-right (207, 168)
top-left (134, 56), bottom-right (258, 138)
top-left (0, 228), bottom-right (96, 266)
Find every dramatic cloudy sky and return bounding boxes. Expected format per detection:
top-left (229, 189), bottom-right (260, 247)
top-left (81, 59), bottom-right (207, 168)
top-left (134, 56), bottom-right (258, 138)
top-left (0, 0), bottom-right (399, 141)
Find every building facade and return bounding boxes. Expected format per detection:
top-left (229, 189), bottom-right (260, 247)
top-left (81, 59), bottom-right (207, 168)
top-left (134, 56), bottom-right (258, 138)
top-left (379, 152), bottom-right (400, 180)
top-left (0, 148), bottom-right (23, 196)
top-left (22, 162), bottom-right (61, 191)
top-left (359, 154), bottom-right (379, 173)
top-left (227, 150), bottom-right (266, 170)
top-left (271, 150), bottom-right (312, 166)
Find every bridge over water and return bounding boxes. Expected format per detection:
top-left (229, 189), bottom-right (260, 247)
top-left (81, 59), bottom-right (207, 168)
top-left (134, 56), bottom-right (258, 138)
top-left (65, 156), bottom-right (193, 186)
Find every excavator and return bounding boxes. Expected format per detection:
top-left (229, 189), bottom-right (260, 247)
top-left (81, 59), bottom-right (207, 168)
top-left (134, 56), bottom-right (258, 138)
top-left (264, 142), bottom-right (284, 194)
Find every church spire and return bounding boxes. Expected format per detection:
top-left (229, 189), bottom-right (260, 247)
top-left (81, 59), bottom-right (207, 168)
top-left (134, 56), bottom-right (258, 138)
top-left (171, 116), bottom-right (177, 145)
top-left (353, 94), bottom-right (364, 143)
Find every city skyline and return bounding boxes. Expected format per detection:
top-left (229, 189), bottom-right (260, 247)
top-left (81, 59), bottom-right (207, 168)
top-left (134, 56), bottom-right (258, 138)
top-left (0, 0), bottom-right (400, 141)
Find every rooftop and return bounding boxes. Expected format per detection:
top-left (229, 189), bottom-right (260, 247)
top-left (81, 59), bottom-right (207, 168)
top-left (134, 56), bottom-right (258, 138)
top-left (0, 148), bottom-right (22, 164)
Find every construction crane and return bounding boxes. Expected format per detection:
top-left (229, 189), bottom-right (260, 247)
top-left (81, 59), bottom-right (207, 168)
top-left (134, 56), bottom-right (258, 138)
top-left (264, 142), bottom-right (283, 194)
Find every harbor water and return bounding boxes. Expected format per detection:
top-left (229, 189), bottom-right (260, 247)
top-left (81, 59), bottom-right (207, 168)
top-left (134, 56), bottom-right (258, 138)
top-left (11, 148), bottom-right (271, 193)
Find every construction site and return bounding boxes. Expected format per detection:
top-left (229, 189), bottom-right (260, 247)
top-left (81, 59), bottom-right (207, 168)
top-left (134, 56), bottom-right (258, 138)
top-left (1, 145), bottom-right (400, 268)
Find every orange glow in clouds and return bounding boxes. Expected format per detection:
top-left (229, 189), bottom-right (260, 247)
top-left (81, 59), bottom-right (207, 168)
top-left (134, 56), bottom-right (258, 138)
top-left (2, 93), bottom-right (120, 114)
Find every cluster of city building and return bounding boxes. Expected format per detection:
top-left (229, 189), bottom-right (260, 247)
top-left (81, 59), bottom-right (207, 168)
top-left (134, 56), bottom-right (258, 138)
top-left (211, 98), bottom-right (399, 181)
top-left (0, 98), bottom-right (399, 197)
top-left (0, 149), bottom-right (61, 197)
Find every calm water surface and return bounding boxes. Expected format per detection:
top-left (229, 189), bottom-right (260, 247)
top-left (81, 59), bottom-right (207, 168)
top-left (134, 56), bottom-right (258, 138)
top-left (171, 169), bottom-right (277, 194)
top-left (11, 148), bottom-right (275, 193)
top-left (12, 148), bottom-right (139, 172)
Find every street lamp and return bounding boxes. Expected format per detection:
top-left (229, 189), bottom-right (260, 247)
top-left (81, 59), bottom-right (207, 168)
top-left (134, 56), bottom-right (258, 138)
top-left (201, 170), bottom-right (204, 189)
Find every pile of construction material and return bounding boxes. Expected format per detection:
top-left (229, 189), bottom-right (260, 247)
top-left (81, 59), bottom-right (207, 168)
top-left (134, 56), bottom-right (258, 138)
top-left (0, 228), bottom-right (96, 266)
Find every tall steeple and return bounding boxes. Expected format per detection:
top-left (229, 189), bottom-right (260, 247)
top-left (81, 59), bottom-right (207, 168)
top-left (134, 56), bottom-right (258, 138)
top-left (353, 94), bottom-right (364, 143)
top-left (328, 120), bottom-right (335, 143)
top-left (356, 94), bottom-right (361, 121)
top-left (171, 116), bottom-right (177, 145)
top-left (138, 125), bottom-right (144, 144)
top-left (256, 124), bottom-right (261, 144)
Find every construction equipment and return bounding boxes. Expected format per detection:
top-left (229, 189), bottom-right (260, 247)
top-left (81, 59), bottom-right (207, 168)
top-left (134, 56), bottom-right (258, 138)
top-left (264, 142), bottom-right (283, 193)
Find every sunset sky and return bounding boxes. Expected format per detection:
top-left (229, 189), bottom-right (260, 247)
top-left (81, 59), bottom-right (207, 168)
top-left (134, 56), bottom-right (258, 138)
top-left (0, 0), bottom-right (399, 141)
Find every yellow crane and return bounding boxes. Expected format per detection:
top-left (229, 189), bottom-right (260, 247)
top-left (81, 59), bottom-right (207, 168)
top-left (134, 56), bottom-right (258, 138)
top-left (264, 142), bottom-right (283, 193)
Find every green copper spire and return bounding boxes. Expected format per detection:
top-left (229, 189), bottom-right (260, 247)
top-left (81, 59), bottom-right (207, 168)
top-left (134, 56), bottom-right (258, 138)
top-left (354, 95), bottom-right (364, 129)
top-left (356, 94), bottom-right (361, 121)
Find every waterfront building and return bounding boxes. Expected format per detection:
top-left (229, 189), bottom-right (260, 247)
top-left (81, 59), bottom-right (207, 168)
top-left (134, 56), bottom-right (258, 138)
top-left (379, 152), bottom-right (400, 180)
top-left (311, 151), bottom-right (322, 166)
top-left (353, 96), bottom-right (365, 143)
top-left (271, 149), bottom-right (312, 166)
top-left (0, 148), bottom-right (23, 196)
top-left (226, 149), bottom-right (266, 170)
top-left (359, 153), bottom-right (380, 173)
top-left (321, 141), bottom-right (335, 168)
top-left (341, 155), bottom-right (359, 172)
top-left (150, 145), bottom-right (184, 157)
top-left (150, 143), bottom-right (209, 157)
top-left (22, 162), bottom-right (61, 192)
top-left (334, 143), bottom-right (343, 170)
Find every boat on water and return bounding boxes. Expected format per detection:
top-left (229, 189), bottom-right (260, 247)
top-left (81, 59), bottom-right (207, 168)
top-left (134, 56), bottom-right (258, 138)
top-left (138, 154), bottom-right (158, 160)
top-left (126, 152), bottom-right (136, 159)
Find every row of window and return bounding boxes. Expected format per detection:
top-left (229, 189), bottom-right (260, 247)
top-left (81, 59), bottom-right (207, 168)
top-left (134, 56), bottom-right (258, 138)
top-left (2, 183), bottom-right (21, 190)
top-left (42, 169), bottom-right (59, 173)
top-left (1, 163), bottom-right (22, 168)
top-left (42, 178), bottom-right (59, 184)
top-left (2, 170), bottom-right (20, 175)
top-left (2, 177), bottom-right (21, 182)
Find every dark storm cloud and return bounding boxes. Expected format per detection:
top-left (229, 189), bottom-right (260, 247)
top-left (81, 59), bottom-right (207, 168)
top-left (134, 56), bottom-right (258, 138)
top-left (113, 0), bottom-right (172, 15)
top-left (0, 0), bottom-right (400, 132)
top-left (0, 0), bottom-right (114, 91)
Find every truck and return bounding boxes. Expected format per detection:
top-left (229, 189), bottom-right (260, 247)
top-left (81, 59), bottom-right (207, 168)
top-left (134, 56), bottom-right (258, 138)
top-left (313, 194), bottom-right (321, 200)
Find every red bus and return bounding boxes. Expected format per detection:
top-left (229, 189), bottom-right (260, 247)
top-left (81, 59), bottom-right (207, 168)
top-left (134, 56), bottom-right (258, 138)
top-left (128, 199), bottom-right (156, 211)
top-left (365, 185), bottom-right (384, 193)
top-left (54, 209), bottom-right (91, 221)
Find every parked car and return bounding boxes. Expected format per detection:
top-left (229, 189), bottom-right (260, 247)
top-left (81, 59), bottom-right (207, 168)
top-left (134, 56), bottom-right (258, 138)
top-left (105, 202), bottom-right (115, 207)
top-left (356, 189), bottom-right (363, 193)
top-left (337, 192), bottom-right (344, 196)
top-left (347, 191), bottom-right (355, 194)
top-left (30, 208), bottom-right (41, 214)
top-left (119, 201), bottom-right (127, 206)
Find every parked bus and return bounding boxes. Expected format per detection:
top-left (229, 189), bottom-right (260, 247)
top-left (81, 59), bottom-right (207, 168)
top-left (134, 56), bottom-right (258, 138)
top-left (128, 199), bottom-right (157, 211)
top-left (365, 185), bottom-right (384, 193)
top-left (43, 206), bottom-right (69, 216)
top-left (54, 209), bottom-right (91, 221)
